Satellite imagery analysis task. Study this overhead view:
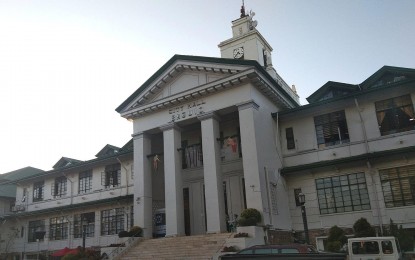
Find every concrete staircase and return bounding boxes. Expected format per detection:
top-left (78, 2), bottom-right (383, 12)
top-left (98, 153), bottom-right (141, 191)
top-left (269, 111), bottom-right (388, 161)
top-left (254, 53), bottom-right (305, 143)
top-left (119, 233), bottom-right (233, 260)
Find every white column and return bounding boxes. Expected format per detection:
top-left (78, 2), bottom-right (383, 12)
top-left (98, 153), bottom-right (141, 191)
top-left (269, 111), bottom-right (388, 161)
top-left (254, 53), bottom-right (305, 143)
top-left (160, 123), bottom-right (185, 237)
top-left (238, 101), bottom-right (266, 212)
top-left (133, 132), bottom-right (153, 238)
top-left (198, 112), bottom-right (226, 233)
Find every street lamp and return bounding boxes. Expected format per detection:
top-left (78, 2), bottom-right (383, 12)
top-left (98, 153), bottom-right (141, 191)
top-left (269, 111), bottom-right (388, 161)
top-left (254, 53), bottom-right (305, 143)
top-left (82, 217), bottom-right (87, 251)
top-left (298, 193), bottom-right (310, 245)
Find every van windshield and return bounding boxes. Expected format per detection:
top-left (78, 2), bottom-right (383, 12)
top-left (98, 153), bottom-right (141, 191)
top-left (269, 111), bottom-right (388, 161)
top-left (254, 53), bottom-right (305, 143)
top-left (352, 241), bottom-right (380, 254)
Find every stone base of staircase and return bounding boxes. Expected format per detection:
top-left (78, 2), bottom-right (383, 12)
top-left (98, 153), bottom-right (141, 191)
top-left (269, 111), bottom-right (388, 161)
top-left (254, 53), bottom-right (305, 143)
top-left (119, 233), bottom-right (233, 260)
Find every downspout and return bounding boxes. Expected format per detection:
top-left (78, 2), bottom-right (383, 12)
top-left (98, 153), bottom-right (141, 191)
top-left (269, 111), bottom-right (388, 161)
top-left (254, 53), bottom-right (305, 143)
top-left (264, 167), bottom-right (272, 226)
top-left (116, 158), bottom-right (129, 195)
top-left (354, 97), bottom-right (383, 235)
top-left (61, 172), bottom-right (74, 205)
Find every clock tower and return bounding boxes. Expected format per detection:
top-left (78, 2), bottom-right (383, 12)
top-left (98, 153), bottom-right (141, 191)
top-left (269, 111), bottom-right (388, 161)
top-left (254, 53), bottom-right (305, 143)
top-left (218, 4), bottom-right (279, 80)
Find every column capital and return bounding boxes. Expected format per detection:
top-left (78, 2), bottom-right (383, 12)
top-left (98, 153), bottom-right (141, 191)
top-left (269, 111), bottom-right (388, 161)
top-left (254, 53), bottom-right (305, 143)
top-left (197, 111), bottom-right (220, 122)
top-left (132, 132), bottom-right (151, 140)
top-left (237, 100), bottom-right (260, 111)
top-left (159, 122), bottom-right (182, 132)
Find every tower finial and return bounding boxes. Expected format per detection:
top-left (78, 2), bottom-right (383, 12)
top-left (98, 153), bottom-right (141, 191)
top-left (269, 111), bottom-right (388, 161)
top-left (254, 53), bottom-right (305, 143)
top-left (240, 0), bottom-right (246, 18)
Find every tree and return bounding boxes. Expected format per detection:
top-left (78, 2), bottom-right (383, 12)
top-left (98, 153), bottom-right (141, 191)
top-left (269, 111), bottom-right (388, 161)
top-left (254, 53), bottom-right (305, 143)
top-left (326, 225), bottom-right (347, 252)
top-left (353, 218), bottom-right (376, 237)
top-left (385, 219), bottom-right (414, 252)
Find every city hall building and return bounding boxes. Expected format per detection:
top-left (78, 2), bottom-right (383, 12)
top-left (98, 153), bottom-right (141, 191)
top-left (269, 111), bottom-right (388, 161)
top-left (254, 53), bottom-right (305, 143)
top-left (1, 6), bottom-right (414, 258)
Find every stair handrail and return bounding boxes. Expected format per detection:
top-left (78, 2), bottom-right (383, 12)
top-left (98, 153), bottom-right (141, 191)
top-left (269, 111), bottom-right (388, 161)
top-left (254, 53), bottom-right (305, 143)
top-left (104, 231), bottom-right (143, 260)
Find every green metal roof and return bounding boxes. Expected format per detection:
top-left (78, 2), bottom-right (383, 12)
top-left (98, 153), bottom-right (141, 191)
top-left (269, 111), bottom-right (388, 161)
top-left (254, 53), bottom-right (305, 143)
top-left (281, 146), bottom-right (415, 175)
top-left (3, 195), bottom-right (133, 219)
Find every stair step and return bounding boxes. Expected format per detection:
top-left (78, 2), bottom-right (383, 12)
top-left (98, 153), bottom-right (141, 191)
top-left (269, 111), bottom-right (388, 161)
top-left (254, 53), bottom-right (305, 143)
top-left (119, 233), bottom-right (233, 259)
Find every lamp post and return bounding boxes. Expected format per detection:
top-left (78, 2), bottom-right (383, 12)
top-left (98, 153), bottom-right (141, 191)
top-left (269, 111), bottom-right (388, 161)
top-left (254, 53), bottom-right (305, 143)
top-left (82, 218), bottom-right (86, 251)
top-left (34, 230), bottom-right (46, 260)
top-left (298, 193), bottom-right (310, 245)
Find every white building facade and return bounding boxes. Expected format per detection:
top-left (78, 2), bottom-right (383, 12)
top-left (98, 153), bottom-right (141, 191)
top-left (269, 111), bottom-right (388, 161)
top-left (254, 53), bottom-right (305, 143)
top-left (1, 6), bottom-right (415, 258)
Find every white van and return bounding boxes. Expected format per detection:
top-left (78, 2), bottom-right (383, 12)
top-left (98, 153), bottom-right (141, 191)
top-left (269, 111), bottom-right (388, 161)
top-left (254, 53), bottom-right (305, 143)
top-left (348, 236), bottom-right (402, 260)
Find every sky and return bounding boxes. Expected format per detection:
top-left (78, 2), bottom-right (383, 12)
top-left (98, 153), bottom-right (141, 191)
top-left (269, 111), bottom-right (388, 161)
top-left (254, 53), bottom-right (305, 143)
top-left (0, 0), bottom-right (414, 174)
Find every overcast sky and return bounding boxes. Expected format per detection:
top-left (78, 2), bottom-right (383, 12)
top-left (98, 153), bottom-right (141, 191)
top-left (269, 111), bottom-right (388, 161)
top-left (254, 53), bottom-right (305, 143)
top-left (1, 0), bottom-right (414, 174)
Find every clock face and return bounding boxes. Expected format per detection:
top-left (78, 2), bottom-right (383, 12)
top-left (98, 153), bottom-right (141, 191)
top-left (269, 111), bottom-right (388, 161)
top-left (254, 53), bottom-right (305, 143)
top-left (233, 47), bottom-right (244, 59)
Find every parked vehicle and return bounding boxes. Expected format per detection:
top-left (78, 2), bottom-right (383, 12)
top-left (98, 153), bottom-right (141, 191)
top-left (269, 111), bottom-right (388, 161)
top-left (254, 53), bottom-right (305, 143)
top-left (348, 236), bottom-right (402, 260)
top-left (236, 244), bottom-right (317, 254)
top-left (220, 244), bottom-right (346, 259)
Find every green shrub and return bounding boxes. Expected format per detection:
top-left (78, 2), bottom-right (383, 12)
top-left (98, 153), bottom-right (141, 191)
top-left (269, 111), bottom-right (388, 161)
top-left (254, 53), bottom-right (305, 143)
top-left (353, 218), bottom-right (376, 237)
top-left (238, 208), bottom-right (261, 226)
top-left (326, 225), bottom-right (347, 252)
top-left (129, 226), bottom-right (143, 237)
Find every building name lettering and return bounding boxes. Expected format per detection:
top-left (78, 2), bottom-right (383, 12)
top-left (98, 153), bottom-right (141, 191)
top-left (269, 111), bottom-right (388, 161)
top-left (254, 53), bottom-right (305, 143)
top-left (168, 100), bottom-right (205, 123)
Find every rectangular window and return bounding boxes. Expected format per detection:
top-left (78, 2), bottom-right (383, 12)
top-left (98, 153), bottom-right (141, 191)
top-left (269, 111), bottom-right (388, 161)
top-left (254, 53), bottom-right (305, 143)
top-left (380, 165), bottom-right (415, 207)
top-left (101, 208), bottom-right (125, 235)
top-left (315, 173), bottom-right (370, 214)
top-left (79, 170), bottom-right (92, 194)
top-left (101, 164), bottom-right (121, 188)
top-left (74, 212), bottom-right (95, 238)
top-left (375, 94), bottom-right (415, 135)
top-left (49, 216), bottom-right (69, 240)
top-left (314, 110), bottom-right (349, 148)
top-left (286, 127), bottom-right (295, 150)
top-left (28, 220), bottom-right (45, 242)
top-left (33, 181), bottom-right (44, 202)
top-left (51, 176), bottom-right (67, 197)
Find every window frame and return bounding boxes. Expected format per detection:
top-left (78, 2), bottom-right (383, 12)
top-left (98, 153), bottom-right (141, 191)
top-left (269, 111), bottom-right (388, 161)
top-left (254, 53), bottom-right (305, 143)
top-left (49, 216), bottom-right (69, 241)
top-left (315, 173), bottom-right (371, 214)
top-left (73, 212), bottom-right (95, 238)
top-left (79, 170), bottom-right (92, 194)
top-left (101, 208), bottom-right (125, 235)
top-left (380, 164), bottom-right (415, 207)
top-left (101, 164), bottom-right (121, 188)
top-left (51, 176), bottom-right (67, 198)
top-left (28, 220), bottom-right (45, 242)
top-left (375, 94), bottom-right (415, 136)
top-left (285, 127), bottom-right (295, 150)
top-left (33, 181), bottom-right (44, 202)
top-left (314, 110), bottom-right (350, 149)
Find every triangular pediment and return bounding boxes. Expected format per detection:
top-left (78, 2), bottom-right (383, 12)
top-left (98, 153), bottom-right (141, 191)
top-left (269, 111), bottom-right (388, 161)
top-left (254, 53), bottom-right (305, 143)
top-left (52, 157), bottom-right (83, 169)
top-left (116, 55), bottom-right (300, 119)
top-left (116, 55), bottom-right (253, 114)
top-left (95, 144), bottom-right (120, 158)
top-left (360, 66), bottom-right (415, 90)
top-left (307, 81), bottom-right (358, 103)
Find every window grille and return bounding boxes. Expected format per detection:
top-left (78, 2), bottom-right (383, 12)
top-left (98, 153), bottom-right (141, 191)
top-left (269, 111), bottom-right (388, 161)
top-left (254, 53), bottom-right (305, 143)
top-left (315, 173), bottom-right (370, 214)
top-left (101, 208), bottom-right (124, 235)
top-left (79, 170), bottom-right (92, 194)
top-left (49, 216), bottom-right (68, 240)
top-left (73, 212), bottom-right (95, 238)
top-left (51, 177), bottom-right (67, 197)
top-left (33, 181), bottom-right (44, 202)
top-left (380, 164), bottom-right (415, 207)
top-left (28, 220), bottom-right (45, 242)
top-left (101, 164), bottom-right (121, 188)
